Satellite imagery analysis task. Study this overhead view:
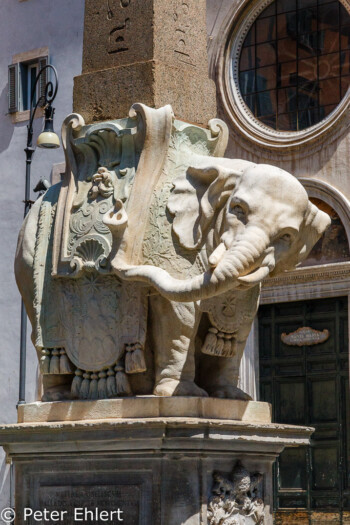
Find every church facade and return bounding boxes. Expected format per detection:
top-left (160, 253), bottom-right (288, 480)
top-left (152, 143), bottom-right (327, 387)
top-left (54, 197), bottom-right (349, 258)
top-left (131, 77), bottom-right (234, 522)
top-left (207, 0), bottom-right (350, 522)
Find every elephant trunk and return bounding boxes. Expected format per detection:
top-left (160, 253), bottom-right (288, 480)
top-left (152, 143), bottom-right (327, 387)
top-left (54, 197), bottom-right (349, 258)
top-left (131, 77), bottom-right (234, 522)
top-left (213, 226), bottom-right (271, 283)
top-left (116, 225), bottom-right (274, 302)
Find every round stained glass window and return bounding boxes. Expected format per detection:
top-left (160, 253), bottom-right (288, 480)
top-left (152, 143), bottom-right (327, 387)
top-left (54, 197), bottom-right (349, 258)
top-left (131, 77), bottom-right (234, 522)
top-left (238, 0), bottom-right (350, 131)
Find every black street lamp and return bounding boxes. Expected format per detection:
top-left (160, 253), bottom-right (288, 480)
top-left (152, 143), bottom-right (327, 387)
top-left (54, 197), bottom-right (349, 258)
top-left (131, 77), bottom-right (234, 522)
top-left (18, 65), bottom-right (60, 407)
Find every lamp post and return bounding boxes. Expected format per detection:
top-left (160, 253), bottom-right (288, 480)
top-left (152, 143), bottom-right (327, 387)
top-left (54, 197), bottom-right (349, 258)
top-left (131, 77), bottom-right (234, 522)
top-left (18, 65), bottom-right (60, 407)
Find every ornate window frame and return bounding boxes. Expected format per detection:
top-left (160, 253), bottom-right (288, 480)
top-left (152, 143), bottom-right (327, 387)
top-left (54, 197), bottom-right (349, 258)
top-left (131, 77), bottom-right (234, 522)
top-left (218, 0), bottom-right (350, 149)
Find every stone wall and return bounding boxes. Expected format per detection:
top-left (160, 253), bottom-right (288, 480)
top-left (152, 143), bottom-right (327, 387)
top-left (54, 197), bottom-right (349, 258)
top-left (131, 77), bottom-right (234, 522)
top-left (0, 0), bottom-right (85, 514)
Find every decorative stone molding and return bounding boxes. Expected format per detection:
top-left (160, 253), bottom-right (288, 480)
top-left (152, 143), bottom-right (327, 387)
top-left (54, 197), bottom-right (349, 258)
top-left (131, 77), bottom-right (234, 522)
top-left (264, 262), bottom-right (350, 286)
top-left (12, 47), bottom-right (49, 65)
top-left (10, 108), bottom-right (44, 124)
top-left (261, 262), bottom-right (350, 303)
top-left (300, 177), bottom-right (350, 246)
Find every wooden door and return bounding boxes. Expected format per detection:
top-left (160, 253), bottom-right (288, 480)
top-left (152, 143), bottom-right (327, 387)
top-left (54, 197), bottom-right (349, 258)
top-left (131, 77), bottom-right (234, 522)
top-left (259, 297), bottom-right (349, 524)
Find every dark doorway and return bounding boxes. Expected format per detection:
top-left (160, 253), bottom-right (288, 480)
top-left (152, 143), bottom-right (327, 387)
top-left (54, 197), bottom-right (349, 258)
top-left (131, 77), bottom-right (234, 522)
top-left (259, 297), bottom-right (349, 523)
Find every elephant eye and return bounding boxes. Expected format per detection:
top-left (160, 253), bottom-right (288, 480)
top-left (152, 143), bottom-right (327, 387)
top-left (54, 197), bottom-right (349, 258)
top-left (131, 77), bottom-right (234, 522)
top-left (280, 233), bottom-right (292, 243)
top-left (230, 204), bottom-right (247, 223)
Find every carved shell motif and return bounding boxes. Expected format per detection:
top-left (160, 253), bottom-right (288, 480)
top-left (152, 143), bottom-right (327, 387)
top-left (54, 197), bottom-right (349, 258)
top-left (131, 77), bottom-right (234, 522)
top-left (71, 238), bottom-right (107, 275)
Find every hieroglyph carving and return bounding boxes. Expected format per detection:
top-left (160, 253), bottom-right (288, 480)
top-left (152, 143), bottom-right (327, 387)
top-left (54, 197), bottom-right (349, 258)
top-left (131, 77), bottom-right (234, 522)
top-left (174, 1), bottom-right (194, 66)
top-left (208, 462), bottom-right (264, 525)
top-left (107, 0), bottom-right (131, 54)
top-left (15, 103), bottom-right (330, 401)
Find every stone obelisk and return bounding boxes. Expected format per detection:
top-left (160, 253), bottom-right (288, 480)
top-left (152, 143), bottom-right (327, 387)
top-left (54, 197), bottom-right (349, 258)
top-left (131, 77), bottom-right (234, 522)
top-left (74, 0), bottom-right (217, 125)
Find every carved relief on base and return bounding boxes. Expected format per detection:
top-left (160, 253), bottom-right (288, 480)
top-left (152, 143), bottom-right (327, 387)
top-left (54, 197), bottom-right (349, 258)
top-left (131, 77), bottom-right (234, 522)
top-left (208, 462), bottom-right (264, 525)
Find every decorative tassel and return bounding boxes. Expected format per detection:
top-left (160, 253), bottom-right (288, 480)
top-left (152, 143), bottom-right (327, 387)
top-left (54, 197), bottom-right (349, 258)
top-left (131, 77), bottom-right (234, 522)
top-left (106, 368), bottom-right (116, 398)
top-left (88, 373), bottom-right (99, 399)
top-left (201, 328), bottom-right (237, 357)
top-left (98, 371), bottom-right (107, 399)
top-left (80, 372), bottom-right (91, 399)
top-left (49, 349), bottom-right (60, 374)
top-left (125, 343), bottom-right (147, 374)
top-left (215, 333), bottom-right (225, 356)
top-left (59, 349), bottom-right (73, 374)
top-left (223, 335), bottom-right (233, 357)
top-left (201, 327), bottom-right (218, 355)
top-left (71, 369), bottom-right (83, 398)
top-left (40, 349), bottom-right (51, 374)
top-left (115, 364), bottom-right (132, 396)
top-left (230, 338), bottom-right (237, 357)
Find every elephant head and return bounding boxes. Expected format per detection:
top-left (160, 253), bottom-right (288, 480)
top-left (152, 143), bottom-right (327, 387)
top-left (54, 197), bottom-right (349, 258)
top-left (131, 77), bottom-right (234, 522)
top-left (105, 159), bottom-right (331, 301)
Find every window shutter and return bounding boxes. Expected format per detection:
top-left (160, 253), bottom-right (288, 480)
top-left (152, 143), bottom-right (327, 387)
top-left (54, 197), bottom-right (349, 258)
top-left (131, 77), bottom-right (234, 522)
top-left (8, 63), bottom-right (19, 113)
top-left (38, 56), bottom-right (49, 107)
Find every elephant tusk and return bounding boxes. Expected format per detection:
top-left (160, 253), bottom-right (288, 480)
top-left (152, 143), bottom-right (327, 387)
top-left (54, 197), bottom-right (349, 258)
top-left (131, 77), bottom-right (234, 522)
top-left (237, 265), bottom-right (270, 286)
top-left (209, 242), bottom-right (226, 267)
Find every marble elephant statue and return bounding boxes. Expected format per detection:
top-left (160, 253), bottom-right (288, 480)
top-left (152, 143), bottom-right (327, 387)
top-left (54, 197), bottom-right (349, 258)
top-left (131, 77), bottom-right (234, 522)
top-left (104, 156), bottom-right (331, 398)
top-left (14, 104), bottom-right (330, 401)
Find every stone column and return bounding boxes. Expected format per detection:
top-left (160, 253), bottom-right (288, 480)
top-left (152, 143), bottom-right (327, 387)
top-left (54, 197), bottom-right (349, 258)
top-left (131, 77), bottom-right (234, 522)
top-left (74, 0), bottom-right (217, 125)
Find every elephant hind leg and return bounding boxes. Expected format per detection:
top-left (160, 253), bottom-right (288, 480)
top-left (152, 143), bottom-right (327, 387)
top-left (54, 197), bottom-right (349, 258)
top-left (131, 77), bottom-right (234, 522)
top-left (15, 197), bottom-right (43, 329)
top-left (41, 374), bottom-right (74, 402)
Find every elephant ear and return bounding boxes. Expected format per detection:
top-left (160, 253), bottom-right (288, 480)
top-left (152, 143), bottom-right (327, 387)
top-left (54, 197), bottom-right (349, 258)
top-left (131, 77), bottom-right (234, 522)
top-left (167, 165), bottom-right (241, 249)
top-left (272, 202), bottom-right (331, 275)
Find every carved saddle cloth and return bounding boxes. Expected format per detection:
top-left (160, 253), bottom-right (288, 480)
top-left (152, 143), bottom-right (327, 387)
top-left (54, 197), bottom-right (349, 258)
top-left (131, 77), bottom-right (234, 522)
top-left (32, 184), bottom-right (148, 373)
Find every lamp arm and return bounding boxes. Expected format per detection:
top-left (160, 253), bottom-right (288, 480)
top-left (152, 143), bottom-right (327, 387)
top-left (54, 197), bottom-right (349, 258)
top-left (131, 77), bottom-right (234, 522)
top-left (27, 65), bottom-right (59, 148)
top-left (27, 95), bottom-right (45, 149)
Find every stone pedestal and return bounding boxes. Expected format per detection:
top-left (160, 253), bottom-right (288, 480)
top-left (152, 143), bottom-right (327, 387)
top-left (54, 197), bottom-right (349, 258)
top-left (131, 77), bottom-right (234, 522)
top-left (0, 398), bottom-right (312, 525)
top-left (73, 0), bottom-right (217, 124)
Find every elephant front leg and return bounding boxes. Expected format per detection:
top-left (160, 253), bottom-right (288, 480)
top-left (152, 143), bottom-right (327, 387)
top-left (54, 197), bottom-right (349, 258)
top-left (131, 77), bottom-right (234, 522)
top-left (149, 295), bottom-right (208, 397)
top-left (200, 341), bottom-right (252, 400)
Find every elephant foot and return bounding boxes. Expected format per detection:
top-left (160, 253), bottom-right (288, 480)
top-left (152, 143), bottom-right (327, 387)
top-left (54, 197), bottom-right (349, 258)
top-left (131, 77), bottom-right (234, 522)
top-left (42, 385), bottom-right (74, 402)
top-left (210, 385), bottom-right (252, 401)
top-left (154, 378), bottom-right (209, 397)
